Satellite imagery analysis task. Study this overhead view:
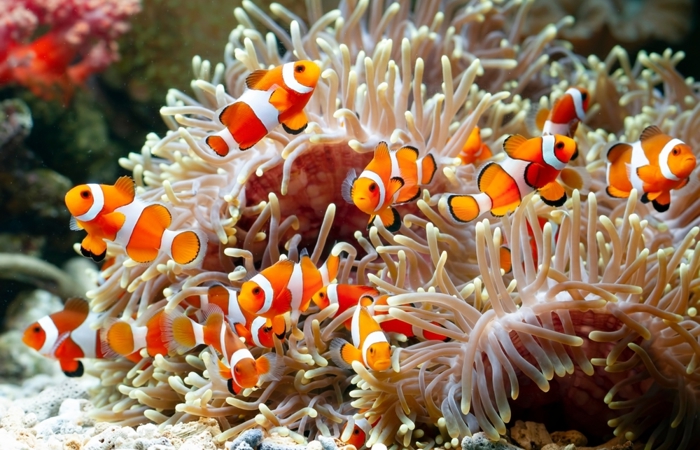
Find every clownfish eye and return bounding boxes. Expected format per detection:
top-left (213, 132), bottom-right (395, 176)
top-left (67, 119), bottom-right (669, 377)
top-left (252, 287), bottom-right (261, 295)
top-left (581, 92), bottom-right (588, 100)
top-left (555, 141), bottom-right (565, 150)
top-left (353, 428), bottom-right (360, 435)
top-left (369, 347), bottom-right (375, 354)
top-left (33, 326), bottom-right (41, 333)
top-left (369, 183), bottom-right (376, 192)
top-left (263, 326), bottom-right (271, 332)
top-left (80, 190), bottom-right (91, 199)
top-left (319, 292), bottom-right (325, 298)
top-left (235, 366), bottom-right (241, 374)
top-left (673, 148), bottom-right (679, 155)
top-left (295, 64), bottom-right (305, 73)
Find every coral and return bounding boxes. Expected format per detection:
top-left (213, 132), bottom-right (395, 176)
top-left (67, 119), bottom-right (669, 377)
top-left (0, 98), bottom-right (32, 149)
top-left (29, 1), bottom-right (700, 450)
top-left (0, 0), bottom-right (141, 101)
top-left (0, 254), bottom-right (87, 299)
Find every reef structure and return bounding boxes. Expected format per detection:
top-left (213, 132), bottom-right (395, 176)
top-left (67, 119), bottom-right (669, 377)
top-left (44, 1), bottom-right (700, 450)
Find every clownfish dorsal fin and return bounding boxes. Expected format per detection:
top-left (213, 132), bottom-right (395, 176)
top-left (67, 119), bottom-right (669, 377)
top-left (113, 176), bottom-right (135, 201)
top-left (502, 134), bottom-right (528, 159)
top-left (373, 141), bottom-right (391, 164)
top-left (640, 125), bottom-right (663, 142)
top-left (246, 69), bottom-right (269, 89)
top-left (63, 298), bottom-right (90, 318)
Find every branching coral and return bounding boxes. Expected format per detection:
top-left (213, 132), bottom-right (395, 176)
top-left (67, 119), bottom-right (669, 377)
top-left (42, 1), bottom-right (700, 449)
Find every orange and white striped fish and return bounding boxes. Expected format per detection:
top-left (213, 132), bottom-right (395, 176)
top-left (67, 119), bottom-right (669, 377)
top-left (22, 298), bottom-right (118, 376)
top-left (606, 126), bottom-right (696, 212)
top-left (371, 295), bottom-right (449, 341)
top-left (65, 176), bottom-right (206, 265)
top-left (342, 141), bottom-right (437, 232)
top-left (330, 306), bottom-right (391, 371)
top-left (238, 252), bottom-right (339, 324)
top-left (104, 310), bottom-right (168, 358)
top-left (184, 284), bottom-right (286, 348)
top-left (205, 60), bottom-right (321, 156)
top-left (459, 126), bottom-right (492, 166)
top-left (163, 306), bottom-right (280, 394)
top-left (529, 87), bottom-right (590, 138)
top-left (341, 416), bottom-right (380, 450)
top-left (310, 284), bottom-right (378, 329)
top-left (444, 134), bottom-right (578, 222)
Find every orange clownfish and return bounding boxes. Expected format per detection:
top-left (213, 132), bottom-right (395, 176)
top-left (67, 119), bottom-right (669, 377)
top-left (529, 87), bottom-right (590, 138)
top-left (310, 284), bottom-right (379, 329)
top-left (104, 310), bottom-right (168, 358)
top-left (342, 141), bottom-right (437, 232)
top-left (65, 176), bottom-right (206, 265)
top-left (206, 60), bottom-right (321, 156)
top-left (371, 295), bottom-right (449, 341)
top-left (341, 416), bottom-right (380, 450)
top-left (459, 126), bottom-right (492, 166)
top-left (330, 306), bottom-right (391, 371)
top-left (163, 306), bottom-right (280, 394)
top-left (22, 298), bottom-right (117, 377)
top-left (184, 284), bottom-right (286, 348)
top-left (238, 252), bottom-right (339, 323)
top-left (445, 134), bottom-right (578, 222)
top-left (606, 126), bottom-right (696, 212)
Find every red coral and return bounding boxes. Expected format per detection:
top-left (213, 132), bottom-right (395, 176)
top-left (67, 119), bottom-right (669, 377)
top-left (0, 0), bottom-right (140, 102)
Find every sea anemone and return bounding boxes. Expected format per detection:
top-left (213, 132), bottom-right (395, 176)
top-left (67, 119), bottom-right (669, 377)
top-left (58, 0), bottom-right (700, 449)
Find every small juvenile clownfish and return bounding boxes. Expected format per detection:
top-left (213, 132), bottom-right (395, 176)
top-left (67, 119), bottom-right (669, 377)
top-left (606, 126), bottom-right (696, 212)
top-left (371, 295), bottom-right (449, 341)
top-left (206, 60), bottom-right (321, 156)
top-left (444, 134), bottom-right (578, 223)
top-left (341, 416), bottom-right (380, 450)
top-left (162, 306), bottom-right (281, 394)
top-left (22, 298), bottom-right (129, 376)
top-left (104, 310), bottom-right (168, 358)
top-left (183, 284), bottom-right (286, 348)
top-left (310, 284), bottom-right (379, 329)
top-left (459, 126), bottom-right (492, 166)
top-left (330, 306), bottom-right (391, 371)
top-left (529, 87), bottom-right (590, 138)
top-left (342, 141), bottom-right (437, 232)
top-left (65, 176), bottom-right (206, 265)
top-left (238, 252), bottom-right (339, 324)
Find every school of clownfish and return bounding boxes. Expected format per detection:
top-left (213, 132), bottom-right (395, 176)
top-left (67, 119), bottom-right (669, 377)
top-left (20, 60), bottom-right (698, 448)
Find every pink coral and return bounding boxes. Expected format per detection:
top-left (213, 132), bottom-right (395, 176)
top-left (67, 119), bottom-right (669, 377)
top-left (0, 0), bottom-right (141, 101)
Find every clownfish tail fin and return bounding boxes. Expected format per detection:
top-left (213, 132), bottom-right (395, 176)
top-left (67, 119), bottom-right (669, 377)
top-left (329, 338), bottom-right (355, 370)
top-left (163, 229), bottom-right (207, 267)
top-left (104, 319), bottom-right (136, 357)
top-left (446, 194), bottom-right (481, 223)
top-left (257, 352), bottom-right (284, 382)
top-left (420, 154), bottom-right (437, 185)
top-left (162, 308), bottom-right (199, 354)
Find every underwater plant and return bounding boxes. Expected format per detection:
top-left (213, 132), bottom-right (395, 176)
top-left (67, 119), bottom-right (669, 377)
top-left (20, 1), bottom-right (700, 449)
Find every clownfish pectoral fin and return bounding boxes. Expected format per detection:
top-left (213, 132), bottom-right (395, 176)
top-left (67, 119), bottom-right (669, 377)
top-left (606, 142), bottom-right (632, 163)
top-left (524, 162), bottom-right (548, 189)
top-left (256, 353), bottom-right (283, 383)
top-left (386, 177), bottom-right (405, 200)
top-left (206, 135), bottom-right (230, 157)
top-left (245, 69), bottom-right (270, 90)
top-left (375, 207), bottom-right (402, 232)
top-left (281, 111), bottom-right (308, 135)
top-left (269, 88), bottom-right (294, 112)
top-left (636, 165), bottom-right (660, 184)
top-left (447, 195), bottom-right (480, 223)
top-left (168, 230), bottom-right (204, 266)
top-left (114, 176), bottom-right (136, 202)
top-left (330, 338), bottom-right (359, 369)
top-left (341, 169), bottom-right (357, 204)
top-left (499, 246), bottom-right (512, 274)
top-left (639, 125), bottom-right (663, 142)
top-left (396, 185), bottom-right (420, 204)
top-left (538, 181), bottom-right (567, 207)
top-left (652, 192), bottom-right (671, 213)
top-left (69, 217), bottom-right (82, 231)
top-left (162, 309), bottom-right (199, 354)
top-left (502, 134), bottom-right (528, 160)
top-left (60, 359), bottom-right (84, 377)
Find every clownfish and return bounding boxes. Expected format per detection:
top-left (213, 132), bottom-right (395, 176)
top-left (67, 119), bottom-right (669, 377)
top-left (310, 284), bottom-right (379, 329)
top-left (371, 295), bottom-right (449, 341)
top-left (65, 176), bottom-right (206, 265)
top-left (22, 298), bottom-right (122, 377)
top-left (606, 126), bottom-right (696, 212)
top-left (104, 310), bottom-right (168, 358)
top-left (459, 126), bottom-right (492, 166)
top-left (205, 60), bottom-right (321, 156)
top-left (341, 416), bottom-right (380, 450)
top-left (342, 141), bottom-right (437, 232)
top-left (238, 252), bottom-right (339, 324)
top-left (330, 306), bottom-right (391, 371)
top-left (529, 87), bottom-right (590, 138)
top-left (163, 306), bottom-right (280, 394)
top-left (444, 134), bottom-right (578, 222)
top-left (183, 284), bottom-right (286, 348)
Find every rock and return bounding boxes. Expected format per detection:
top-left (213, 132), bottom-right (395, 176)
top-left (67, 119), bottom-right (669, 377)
top-left (0, 329), bottom-right (61, 381)
top-left (318, 436), bottom-right (338, 450)
top-left (462, 433), bottom-right (525, 450)
top-left (510, 421), bottom-right (553, 450)
top-left (551, 430), bottom-right (587, 447)
top-left (228, 429), bottom-right (264, 450)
